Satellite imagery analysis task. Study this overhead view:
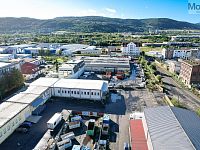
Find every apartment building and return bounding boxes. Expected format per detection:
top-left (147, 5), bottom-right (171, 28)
top-left (179, 60), bottom-right (200, 85)
top-left (121, 42), bottom-right (140, 56)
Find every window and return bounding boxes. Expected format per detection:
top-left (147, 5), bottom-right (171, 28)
top-left (74, 91), bottom-right (76, 94)
top-left (15, 118), bottom-right (18, 124)
top-left (3, 128), bottom-right (6, 134)
top-left (94, 92), bottom-right (96, 95)
top-left (87, 92), bottom-right (89, 95)
top-left (62, 90), bottom-right (64, 93)
top-left (77, 91), bottom-right (79, 94)
top-left (12, 122), bottom-right (15, 127)
top-left (97, 92), bottom-right (99, 95)
top-left (84, 92), bottom-right (86, 95)
top-left (58, 90), bottom-right (60, 93)
top-left (81, 92), bottom-right (83, 94)
top-left (91, 92), bottom-right (93, 95)
top-left (68, 91), bottom-right (70, 94)
top-left (7, 125), bottom-right (10, 131)
top-left (65, 91), bottom-right (66, 93)
top-left (72, 91), bottom-right (73, 94)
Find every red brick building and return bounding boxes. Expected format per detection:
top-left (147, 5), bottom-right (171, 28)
top-left (179, 60), bottom-right (200, 86)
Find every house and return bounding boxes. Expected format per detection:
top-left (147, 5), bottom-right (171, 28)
top-left (121, 42), bottom-right (140, 56)
top-left (21, 62), bottom-right (42, 80)
top-left (179, 60), bottom-right (200, 86)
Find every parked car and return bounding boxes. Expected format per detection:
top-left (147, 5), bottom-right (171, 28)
top-left (16, 127), bottom-right (29, 133)
top-left (19, 122), bottom-right (32, 129)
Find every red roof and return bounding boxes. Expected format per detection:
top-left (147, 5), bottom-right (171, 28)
top-left (21, 62), bottom-right (39, 74)
top-left (130, 119), bottom-right (148, 150)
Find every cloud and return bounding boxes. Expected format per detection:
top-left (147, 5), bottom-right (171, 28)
top-left (105, 8), bottom-right (116, 14)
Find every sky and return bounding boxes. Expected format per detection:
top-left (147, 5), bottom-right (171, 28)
top-left (0, 0), bottom-right (199, 23)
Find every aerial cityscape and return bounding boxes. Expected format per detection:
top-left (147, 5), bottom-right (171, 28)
top-left (0, 0), bottom-right (200, 150)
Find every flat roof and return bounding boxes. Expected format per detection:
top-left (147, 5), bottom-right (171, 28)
top-left (130, 119), bottom-right (148, 150)
top-left (0, 101), bottom-right (28, 128)
top-left (30, 77), bottom-right (59, 87)
top-left (0, 62), bottom-right (11, 68)
top-left (53, 79), bottom-right (108, 90)
top-left (22, 86), bottom-right (49, 95)
top-left (6, 93), bottom-right (40, 104)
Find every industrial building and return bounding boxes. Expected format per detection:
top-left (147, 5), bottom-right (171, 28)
top-left (83, 57), bottom-right (130, 73)
top-left (0, 77), bottom-right (108, 144)
top-left (129, 106), bottom-right (200, 150)
top-left (53, 79), bottom-right (108, 100)
top-left (58, 60), bottom-right (85, 79)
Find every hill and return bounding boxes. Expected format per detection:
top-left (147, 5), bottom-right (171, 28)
top-left (0, 16), bottom-right (199, 34)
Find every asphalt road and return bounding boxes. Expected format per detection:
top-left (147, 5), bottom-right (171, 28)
top-left (157, 66), bottom-right (200, 110)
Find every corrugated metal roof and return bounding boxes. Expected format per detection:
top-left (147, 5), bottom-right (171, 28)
top-left (130, 119), bottom-right (148, 150)
top-left (144, 106), bottom-right (195, 150)
top-left (171, 107), bottom-right (200, 150)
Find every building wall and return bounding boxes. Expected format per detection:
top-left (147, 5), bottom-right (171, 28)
top-left (179, 62), bottom-right (192, 85)
top-left (81, 49), bottom-right (100, 55)
top-left (52, 88), bottom-right (102, 100)
top-left (0, 62), bottom-right (20, 76)
top-left (173, 50), bottom-right (191, 59)
top-left (179, 61), bottom-right (200, 85)
top-left (0, 106), bottom-right (31, 144)
top-left (121, 42), bottom-right (140, 56)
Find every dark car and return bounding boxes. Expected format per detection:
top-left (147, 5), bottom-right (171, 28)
top-left (19, 122), bottom-right (32, 129)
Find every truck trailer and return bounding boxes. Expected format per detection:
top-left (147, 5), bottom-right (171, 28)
top-left (47, 113), bottom-right (62, 130)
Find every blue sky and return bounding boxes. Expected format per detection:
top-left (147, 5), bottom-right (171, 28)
top-left (0, 0), bottom-right (199, 23)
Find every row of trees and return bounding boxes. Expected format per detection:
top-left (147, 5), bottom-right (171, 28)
top-left (0, 69), bottom-right (24, 99)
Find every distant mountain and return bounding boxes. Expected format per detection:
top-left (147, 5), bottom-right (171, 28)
top-left (0, 16), bottom-right (199, 34)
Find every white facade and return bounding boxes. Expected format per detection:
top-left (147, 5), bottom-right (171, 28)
top-left (52, 79), bottom-right (108, 101)
top-left (121, 42), bottom-right (140, 56)
top-left (0, 62), bottom-right (21, 76)
top-left (173, 50), bottom-right (192, 59)
top-left (58, 60), bottom-right (85, 79)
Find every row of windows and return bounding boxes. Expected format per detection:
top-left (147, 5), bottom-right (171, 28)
top-left (0, 116), bottom-right (22, 138)
top-left (58, 90), bottom-right (100, 96)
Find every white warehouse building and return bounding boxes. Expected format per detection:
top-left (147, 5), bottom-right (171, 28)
top-left (52, 79), bottom-right (108, 101)
top-left (0, 77), bottom-right (108, 144)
